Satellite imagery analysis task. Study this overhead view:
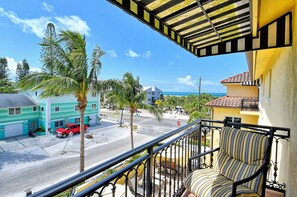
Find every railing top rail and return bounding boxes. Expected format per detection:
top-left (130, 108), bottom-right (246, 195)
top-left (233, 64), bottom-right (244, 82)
top-left (226, 122), bottom-right (290, 138)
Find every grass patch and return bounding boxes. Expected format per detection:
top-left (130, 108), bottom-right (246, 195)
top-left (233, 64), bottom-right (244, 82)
top-left (190, 139), bottom-right (210, 147)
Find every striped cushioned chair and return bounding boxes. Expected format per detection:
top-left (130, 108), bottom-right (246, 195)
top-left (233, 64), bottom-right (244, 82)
top-left (183, 127), bottom-right (272, 197)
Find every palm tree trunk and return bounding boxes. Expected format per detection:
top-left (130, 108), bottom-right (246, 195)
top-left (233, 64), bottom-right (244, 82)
top-left (130, 111), bottom-right (134, 149)
top-left (80, 110), bottom-right (85, 172)
top-left (120, 108), bottom-right (124, 127)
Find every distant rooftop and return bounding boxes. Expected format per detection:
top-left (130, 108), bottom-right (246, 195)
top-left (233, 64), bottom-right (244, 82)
top-left (0, 93), bottom-right (37, 108)
top-left (221, 71), bottom-right (251, 83)
top-left (205, 96), bottom-right (257, 108)
top-left (143, 86), bottom-right (162, 92)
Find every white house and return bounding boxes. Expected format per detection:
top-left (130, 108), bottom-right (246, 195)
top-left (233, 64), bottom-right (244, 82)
top-left (143, 86), bottom-right (162, 105)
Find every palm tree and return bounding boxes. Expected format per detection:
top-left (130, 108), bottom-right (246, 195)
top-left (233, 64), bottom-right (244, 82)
top-left (18, 30), bottom-right (106, 172)
top-left (110, 72), bottom-right (162, 149)
top-left (105, 91), bottom-right (126, 126)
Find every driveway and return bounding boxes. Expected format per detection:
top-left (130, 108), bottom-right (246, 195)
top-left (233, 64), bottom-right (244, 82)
top-left (0, 120), bottom-right (129, 172)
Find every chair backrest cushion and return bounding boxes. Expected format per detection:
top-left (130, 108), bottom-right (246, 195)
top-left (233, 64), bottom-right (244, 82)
top-left (214, 127), bottom-right (269, 194)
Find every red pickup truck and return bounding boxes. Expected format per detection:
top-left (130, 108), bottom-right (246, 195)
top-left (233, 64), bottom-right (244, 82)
top-left (55, 124), bottom-right (88, 138)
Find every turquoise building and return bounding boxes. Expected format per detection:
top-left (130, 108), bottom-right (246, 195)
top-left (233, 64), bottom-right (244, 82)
top-left (0, 91), bottom-right (100, 139)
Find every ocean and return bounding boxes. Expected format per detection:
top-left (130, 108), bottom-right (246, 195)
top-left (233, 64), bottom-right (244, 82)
top-left (163, 92), bottom-right (226, 97)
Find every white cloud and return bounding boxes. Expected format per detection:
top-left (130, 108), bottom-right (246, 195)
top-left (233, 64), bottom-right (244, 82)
top-left (0, 7), bottom-right (51, 38)
top-left (31, 67), bottom-right (42, 73)
top-left (42, 2), bottom-right (54, 13)
top-left (125, 49), bottom-right (140, 58)
top-left (143, 51), bottom-right (152, 58)
top-left (202, 80), bottom-right (220, 86)
top-left (177, 75), bottom-right (195, 87)
top-left (55, 16), bottom-right (90, 36)
top-left (0, 7), bottom-right (91, 38)
top-left (5, 57), bottom-right (19, 80)
top-left (107, 50), bottom-right (118, 58)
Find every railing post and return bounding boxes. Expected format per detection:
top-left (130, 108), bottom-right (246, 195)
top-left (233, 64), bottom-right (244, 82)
top-left (223, 118), bottom-right (228, 127)
top-left (273, 138), bottom-right (279, 183)
top-left (197, 123), bottom-right (202, 169)
top-left (146, 147), bottom-right (153, 197)
top-left (241, 99), bottom-right (244, 111)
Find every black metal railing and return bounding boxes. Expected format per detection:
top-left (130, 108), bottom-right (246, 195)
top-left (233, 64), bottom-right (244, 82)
top-left (241, 98), bottom-right (259, 111)
top-left (29, 119), bottom-right (290, 197)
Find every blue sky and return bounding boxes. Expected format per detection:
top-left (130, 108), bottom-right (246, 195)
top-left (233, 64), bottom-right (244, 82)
top-left (0, 0), bottom-right (248, 93)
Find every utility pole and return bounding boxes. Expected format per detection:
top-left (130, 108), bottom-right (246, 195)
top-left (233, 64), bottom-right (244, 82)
top-left (198, 77), bottom-right (201, 112)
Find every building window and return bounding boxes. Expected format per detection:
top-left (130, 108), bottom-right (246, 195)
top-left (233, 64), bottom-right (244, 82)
top-left (225, 116), bottom-right (241, 123)
top-left (148, 92), bottom-right (151, 94)
top-left (92, 92), bottom-right (97, 97)
top-left (92, 104), bottom-right (97, 109)
top-left (75, 118), bottom-right (80, 123)
top-left (41, 107), bottom-right (44, 111)
top-left (226, 116), bottom-right (241, 128)
top-left (54, 107), bottom-right (60, 112)
top-left (33, 106), bottom-right (37, 111)
top-left (8, 108), bottom-right (14, 115)
top-left (152, 92), bottom-right (155, 95)
top-left (8, 108), bottom-right (21, 115)
top-left (148, 98), bottom-right (151, 101)
top-left (75, 105), bottom-right (79, 111)
top-left (55, 120), bottom-right (63, 127)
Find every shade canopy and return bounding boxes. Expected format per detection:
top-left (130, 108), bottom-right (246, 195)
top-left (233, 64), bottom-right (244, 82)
top-left (107, 0), bottom-right (292, 57)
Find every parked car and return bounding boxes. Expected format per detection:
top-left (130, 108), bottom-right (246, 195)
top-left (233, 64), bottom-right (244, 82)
top-left (55, 123), bottom-right (88, 138)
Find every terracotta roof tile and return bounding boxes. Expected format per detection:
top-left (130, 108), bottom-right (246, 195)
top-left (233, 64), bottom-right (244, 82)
top-left (205, 96), bottom-right (252, 108)
top-left (221, 71), bottom-right (251, 83)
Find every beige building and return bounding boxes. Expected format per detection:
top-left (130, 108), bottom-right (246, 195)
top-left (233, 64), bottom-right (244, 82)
top-left (206, 71), bottom-right (259, 125)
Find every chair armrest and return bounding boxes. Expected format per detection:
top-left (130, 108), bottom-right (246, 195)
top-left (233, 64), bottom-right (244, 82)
top-left (188, 147), bottom-right (220, 172)
top-left (231, 163), bottom-right (267, 197)
top-left (189, 147), bottom-right (220, 161)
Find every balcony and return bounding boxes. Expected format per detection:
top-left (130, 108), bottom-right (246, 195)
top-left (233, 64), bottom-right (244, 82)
top-left (240, 98), bottom-right (259, 116)
top-left (241, 98), bottom-right (259, 111)
top-left (28, 119), bottom-right (289, 197)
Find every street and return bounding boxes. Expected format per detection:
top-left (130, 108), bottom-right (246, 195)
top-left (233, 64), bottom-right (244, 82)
top-left (0, 111), bottom-right (188, 197)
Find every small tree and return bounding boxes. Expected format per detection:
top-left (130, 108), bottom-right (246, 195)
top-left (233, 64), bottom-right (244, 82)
top-left (0, 57), bottom-right (10, 81)
top-left (110, 73), bottom-right (162, 149)
top-left (0, 79), bottom-right (17, 93)
top-left (40, 23), bottom-right (57, 73)
top-left (16, 59), bottom-right (30, 82)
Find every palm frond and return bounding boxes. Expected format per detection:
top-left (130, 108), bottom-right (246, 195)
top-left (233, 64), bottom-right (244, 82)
top-left (38, 76), bottom-right (80, 98)
top-left (142, 104), bottom-right (163, 121)
top-left (89, 45), bottom-right (105, 83)
top-left (18, 72), bottom-right (52, 90)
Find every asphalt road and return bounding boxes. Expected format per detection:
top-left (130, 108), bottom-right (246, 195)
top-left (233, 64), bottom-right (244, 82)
top-left (0, 112), bottom-right (188, 197)
top-left (102, 110), bottom-right (188, 137)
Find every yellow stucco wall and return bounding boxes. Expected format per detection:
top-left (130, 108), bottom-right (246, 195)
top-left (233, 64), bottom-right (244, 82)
top-left (254, 3), bottom-right (297, 196)
top-left (213, 107), bottom-right (258, 124)
top-left (226, 85), bottom-right (258, 97)
top-left (211, 107), bottom-right (259, 147)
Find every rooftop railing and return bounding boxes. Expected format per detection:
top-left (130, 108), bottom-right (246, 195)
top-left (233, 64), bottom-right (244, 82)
top-left (241, 98), bottom-right (259, 111)
top-left (29, 119), bottom-right (290, 197)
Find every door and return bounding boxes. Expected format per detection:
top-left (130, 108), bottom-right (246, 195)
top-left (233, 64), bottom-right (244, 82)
top-left (5, 123), bottom-right (23, 138)
top-left (88, 115), bottom-right (97, 125)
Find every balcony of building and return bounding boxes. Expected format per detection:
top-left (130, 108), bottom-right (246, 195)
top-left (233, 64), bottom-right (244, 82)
top-left (240, 98), bottom-right (260, 116)
top-left (28, 119), bottom-right (289, 197)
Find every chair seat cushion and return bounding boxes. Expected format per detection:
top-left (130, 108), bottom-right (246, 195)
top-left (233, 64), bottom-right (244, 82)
top-left (183, 168), bottom-right (259, 197)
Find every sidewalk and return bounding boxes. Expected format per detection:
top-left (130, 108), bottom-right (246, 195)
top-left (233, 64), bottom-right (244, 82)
top-left (0, 120), bottom-right (130, 172)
